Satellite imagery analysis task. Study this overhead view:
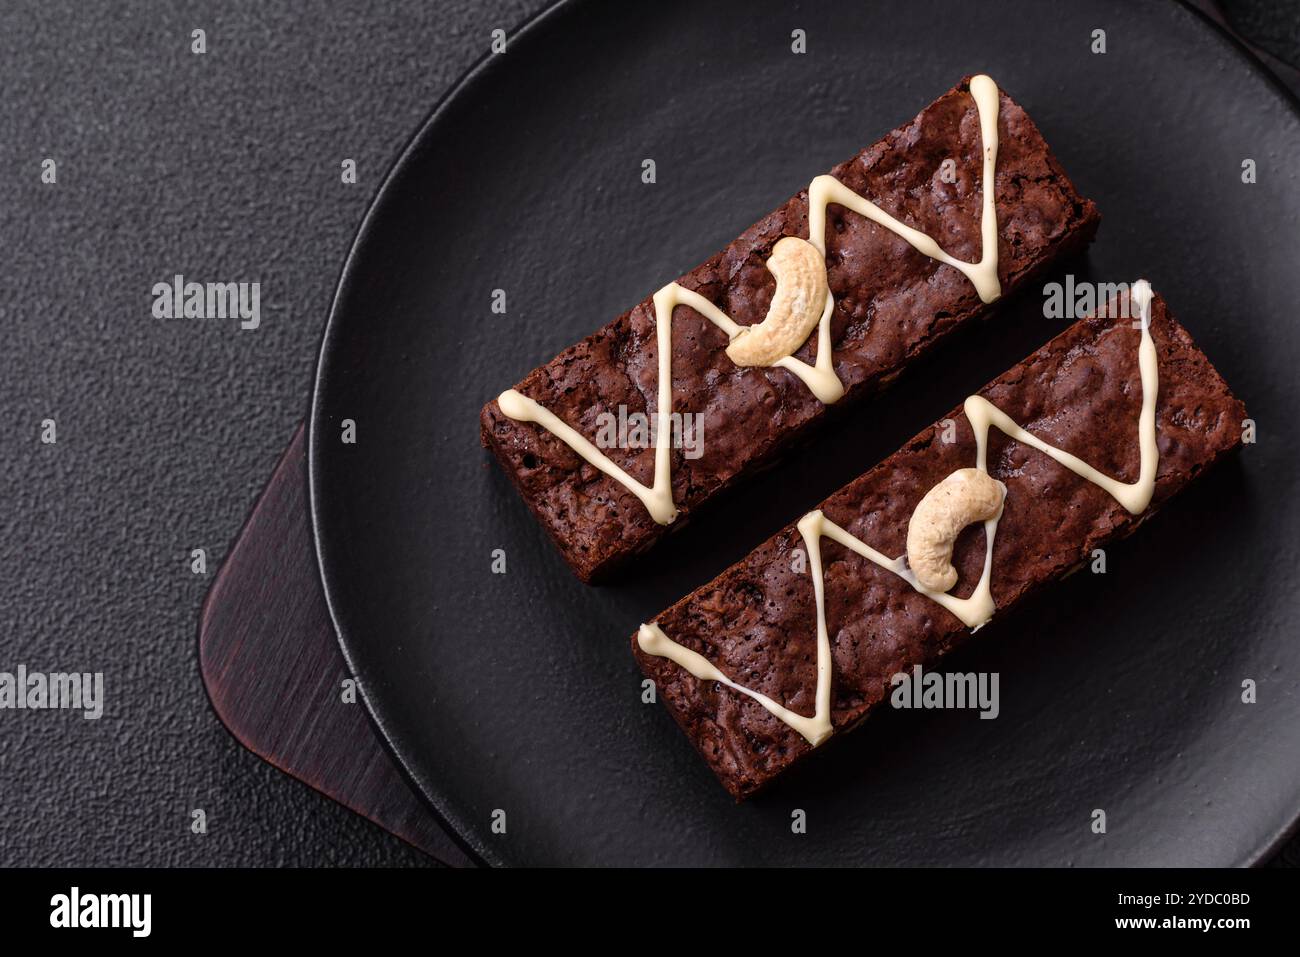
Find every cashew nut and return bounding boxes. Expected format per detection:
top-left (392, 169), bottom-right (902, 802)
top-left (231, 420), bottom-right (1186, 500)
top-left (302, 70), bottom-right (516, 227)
top-left (905, 468), bottom-right (1006, 593)
top-left (725, 236), bottom-right (829, 367)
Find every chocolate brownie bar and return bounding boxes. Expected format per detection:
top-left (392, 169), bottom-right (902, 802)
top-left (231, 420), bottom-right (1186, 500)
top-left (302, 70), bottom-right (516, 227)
top-left (632, 287), bottom-right (1245, 799)
top-left (481, 76), bottom-right (1101, 582)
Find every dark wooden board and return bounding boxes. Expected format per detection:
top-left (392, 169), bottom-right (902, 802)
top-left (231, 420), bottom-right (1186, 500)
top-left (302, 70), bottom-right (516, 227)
top-left (198, 425), bottom-right (473, 867)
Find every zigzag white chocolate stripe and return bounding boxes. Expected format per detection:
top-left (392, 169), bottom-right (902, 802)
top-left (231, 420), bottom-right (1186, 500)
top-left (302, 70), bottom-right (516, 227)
top-left (640, 281), bottom-right (1157, 747)
top-left (499, 75), bottom-right (1003, 526)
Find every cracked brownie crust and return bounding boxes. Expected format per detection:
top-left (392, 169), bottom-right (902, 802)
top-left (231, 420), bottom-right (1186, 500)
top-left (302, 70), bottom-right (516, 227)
top-left (632, 292), bottom-right (1246, 799)
top-left (482, 77), bottom-right (1101, 582)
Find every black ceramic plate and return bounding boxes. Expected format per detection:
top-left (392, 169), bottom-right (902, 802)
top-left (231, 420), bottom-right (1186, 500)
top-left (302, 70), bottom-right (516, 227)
top-left (310, 0), bottom-right (1300, 866)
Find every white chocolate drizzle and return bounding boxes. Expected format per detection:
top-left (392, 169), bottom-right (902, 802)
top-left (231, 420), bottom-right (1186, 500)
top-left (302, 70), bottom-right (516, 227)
top-left (499, 75), bottom-right (1004, 526)
top-left (640, 280), bottom-right (1158, 747)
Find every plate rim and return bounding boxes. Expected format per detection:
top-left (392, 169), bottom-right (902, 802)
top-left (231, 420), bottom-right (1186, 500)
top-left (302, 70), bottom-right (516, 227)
top-left (307, 0), bottom-right (1300, 868)
top-left (306, 0), bottom-right (587, 869)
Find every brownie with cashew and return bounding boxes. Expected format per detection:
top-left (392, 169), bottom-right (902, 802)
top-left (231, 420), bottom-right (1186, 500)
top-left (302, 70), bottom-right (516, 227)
top-left (481, 77), bottom-right (1101, 583)
top-left (632, 290), bottom-right (1245, 800)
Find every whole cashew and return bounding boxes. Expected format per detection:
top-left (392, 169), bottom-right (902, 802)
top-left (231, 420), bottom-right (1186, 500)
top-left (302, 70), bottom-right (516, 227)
top-left (725, 236), bottom-right (829, 367)
top-left (906, 468), bottom-right (1006, 592)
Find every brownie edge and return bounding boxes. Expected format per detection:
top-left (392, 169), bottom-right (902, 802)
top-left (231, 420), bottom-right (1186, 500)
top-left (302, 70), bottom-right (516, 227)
top-left (632, 291), bottom-right (1245, 800)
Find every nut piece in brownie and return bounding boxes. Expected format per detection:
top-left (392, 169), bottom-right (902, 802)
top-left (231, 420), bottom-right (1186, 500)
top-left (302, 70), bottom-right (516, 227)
top-left (482, 75), bottom-right (1101, 582)
top-left (632, 287), bottom-right (1245, 799)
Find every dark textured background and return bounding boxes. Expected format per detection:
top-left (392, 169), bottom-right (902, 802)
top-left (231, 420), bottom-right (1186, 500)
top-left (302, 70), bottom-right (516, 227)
top-left (0, 0), bottom-right (1295, 867)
